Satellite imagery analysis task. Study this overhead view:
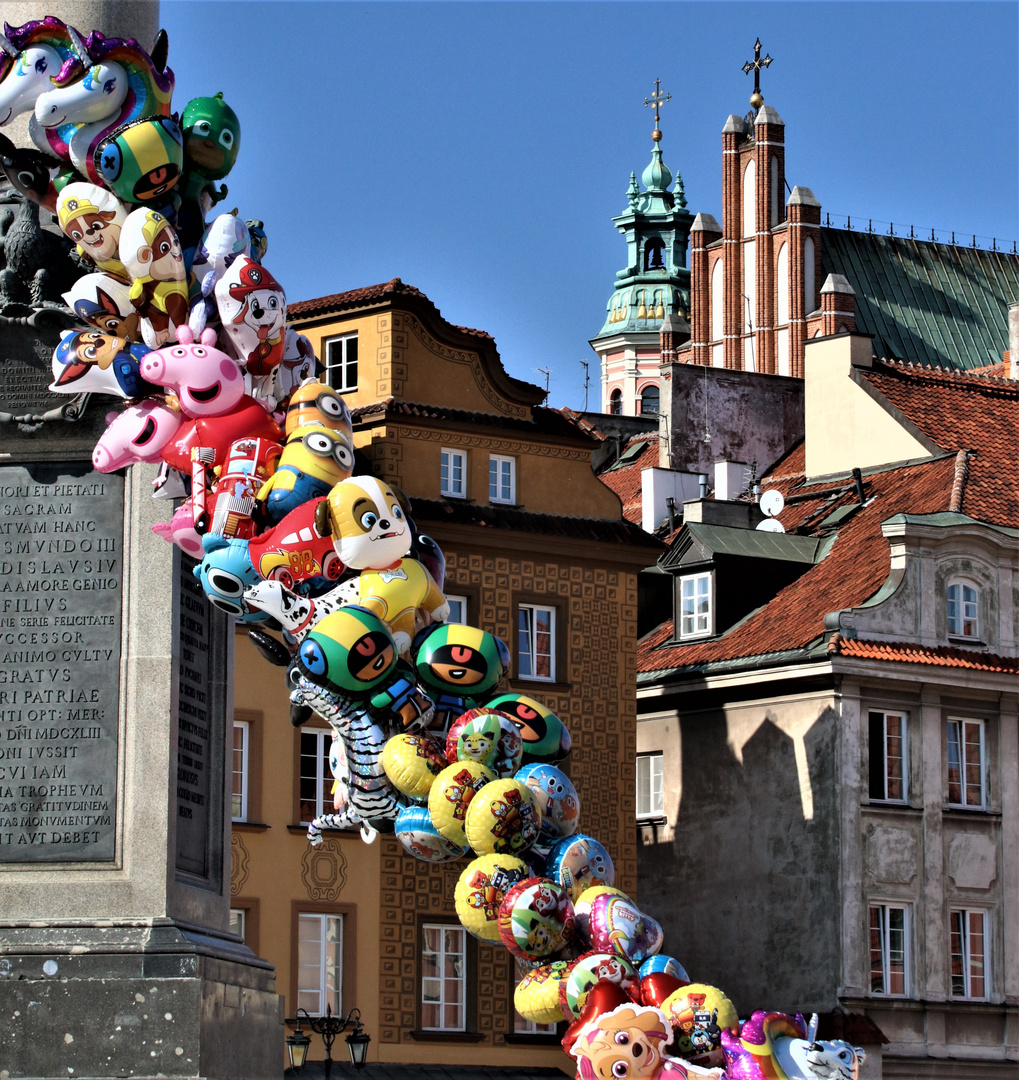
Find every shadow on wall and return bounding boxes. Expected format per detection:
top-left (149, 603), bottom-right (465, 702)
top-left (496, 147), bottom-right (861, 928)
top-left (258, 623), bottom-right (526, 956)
top-left (637, 706), bottom-right (839, 1017)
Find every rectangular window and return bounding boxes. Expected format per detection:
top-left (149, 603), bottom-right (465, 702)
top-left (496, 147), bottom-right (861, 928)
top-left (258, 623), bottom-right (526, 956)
top-left (513, 960), bottom-right (557, 1034)
top-left (297, 912), bottom-right (344, 1016)
top-left (489, 455), bottom-right (516, 504)
top-left (947, 582), bottom-right (979, 638)
top-left (441, 448), bottom-right (466, 498)
top-left (324, 333), bottom-right (358, 392)
top-left (299, 728), bottom-right (334, 824)
top-left (229, 907), bottom-right (246, 942)
top-left (868, 711), bottom-right (907, 802)
top-left (950, 910), bottom-right (987, 999)
top-left (518, 604), bottom-right (555, 682)
top-left (445, 594), bottom-right (468, 625)
top-left (232, 719), bottom-right (249, 822)
top-left (636, 753), bottom-right (664, 819)
top-left (869, 904), bottom-right (908, 996)
top-left (678, 572), bottom-right (711, 639)
top-left (947, 718), bottom-right (986, 808)
top-left (421, 923), bottom-right (466, 1031)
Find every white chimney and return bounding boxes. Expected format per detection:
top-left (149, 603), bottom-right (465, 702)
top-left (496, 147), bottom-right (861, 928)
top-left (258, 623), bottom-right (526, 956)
top-left (641, 468), bottom-right (703, 533)
top-left (714, 460), bottom-right (750, 502)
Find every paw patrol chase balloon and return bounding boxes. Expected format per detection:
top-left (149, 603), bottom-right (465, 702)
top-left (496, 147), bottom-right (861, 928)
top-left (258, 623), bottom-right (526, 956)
top-left (498, 877), bottom-right (575, 961)
top-left (454, 853), bottom-right (528, 943)
top-left (464, 777), bottom-right (541, 856)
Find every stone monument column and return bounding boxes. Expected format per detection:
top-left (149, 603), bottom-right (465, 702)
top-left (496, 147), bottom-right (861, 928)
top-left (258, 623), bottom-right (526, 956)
top-left (0, 5), bottom-right (283, 1078)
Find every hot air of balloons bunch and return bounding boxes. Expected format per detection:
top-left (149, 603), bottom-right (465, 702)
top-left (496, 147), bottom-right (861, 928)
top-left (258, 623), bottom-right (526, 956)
top-left (1, 16), bottom-right (866, 1079)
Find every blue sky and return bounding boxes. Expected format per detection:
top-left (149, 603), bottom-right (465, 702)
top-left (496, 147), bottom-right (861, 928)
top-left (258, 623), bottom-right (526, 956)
top-left (160, 1), bottom-right (1018, 410)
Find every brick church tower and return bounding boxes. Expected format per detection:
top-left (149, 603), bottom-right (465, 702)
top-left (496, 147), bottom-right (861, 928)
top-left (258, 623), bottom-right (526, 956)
top-left (590, 84), bottom-right (694, 416)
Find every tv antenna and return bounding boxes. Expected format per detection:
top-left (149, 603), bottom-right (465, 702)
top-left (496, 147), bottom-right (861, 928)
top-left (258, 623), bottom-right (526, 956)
top-left (579, 360), bottom-right (590, 411)
top-left (536, 367), bottom-right (550, 403)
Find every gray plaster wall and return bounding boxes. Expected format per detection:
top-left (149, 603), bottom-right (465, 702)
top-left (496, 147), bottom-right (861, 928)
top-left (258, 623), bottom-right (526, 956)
top-left (660, 362), bottom-right (804, 478)
top-left (637, 690), bottom-right (840, 1015)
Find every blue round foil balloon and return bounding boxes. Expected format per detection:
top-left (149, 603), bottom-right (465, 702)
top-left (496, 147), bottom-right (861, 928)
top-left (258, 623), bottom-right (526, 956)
top-left (639, 954), bottom-right (690, 982)
top-left (516, 762), bottom-right (580, 844)
top-left (394, 805), bottom-right (468, 863)
top-left (545, 834), bottom-right (614, 902)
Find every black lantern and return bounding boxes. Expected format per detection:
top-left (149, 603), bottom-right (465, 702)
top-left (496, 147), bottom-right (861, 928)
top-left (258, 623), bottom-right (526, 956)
top-left (293, 1005), bottom-right (370, 1077)
top-left (285, 1013), bottom-right (312, 1071)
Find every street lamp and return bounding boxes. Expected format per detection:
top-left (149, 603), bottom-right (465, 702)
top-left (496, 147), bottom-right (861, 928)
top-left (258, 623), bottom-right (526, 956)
top-left (290, 1005), bottom-right (370, 1076)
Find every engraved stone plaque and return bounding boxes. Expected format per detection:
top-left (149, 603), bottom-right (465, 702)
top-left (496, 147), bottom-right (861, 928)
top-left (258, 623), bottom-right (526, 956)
top-left (0, 463), bottom-right (123, 863)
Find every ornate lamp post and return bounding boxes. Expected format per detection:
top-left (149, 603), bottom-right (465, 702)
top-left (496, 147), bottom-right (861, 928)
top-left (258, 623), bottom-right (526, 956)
top-left (287, 1006), bottom-right (370, 1076)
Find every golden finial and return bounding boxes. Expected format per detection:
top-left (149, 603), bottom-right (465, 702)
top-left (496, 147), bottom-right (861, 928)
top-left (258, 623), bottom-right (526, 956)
top-left (643, 78), bottom-right (671, 142)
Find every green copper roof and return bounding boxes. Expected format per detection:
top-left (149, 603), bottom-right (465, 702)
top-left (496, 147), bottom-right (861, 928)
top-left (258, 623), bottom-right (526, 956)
top-left (821, 229), bottom-right (1019, 370)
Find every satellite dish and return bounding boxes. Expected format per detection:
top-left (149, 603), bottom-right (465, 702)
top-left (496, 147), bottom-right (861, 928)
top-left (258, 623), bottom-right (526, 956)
top-left (759, 489), bottom-right (785, 518)
top-left (756, 518), bottom-right (786, 533)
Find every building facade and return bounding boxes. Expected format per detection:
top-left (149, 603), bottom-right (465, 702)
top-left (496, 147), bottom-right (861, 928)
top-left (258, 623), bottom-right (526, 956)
top-left (231, 279), bottom-right (659, 1069)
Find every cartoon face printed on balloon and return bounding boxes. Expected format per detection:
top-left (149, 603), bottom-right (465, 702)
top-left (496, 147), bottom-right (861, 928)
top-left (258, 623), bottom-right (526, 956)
top-left (587, 895), bottom-right (664, 965)
top-left (139, 326), bottom-right (245, 417)
top-left (416, 624), bottom-right (511, 699)
top-left (515, 960), bottom-right (571, 1026)
top-left (427, 760), bottom-right (496, 848)
top-left (191, 210), bottom-right (250, 281)
top-left (560, 951), bottom-right (640, 1020)
top-left (295, 607), bottom-right (398, 695)
top-left (284, 379), bottom-right (352, 439)
top-left (454, 853), bottom-right (529, 942)
top-left (316, 476), bottom-right (411, 569)
top-left (394, 804), bottom-right (468, 863)
top-left (193, 533), bottom-right (269, 622)
top-left (57, 182), bottom-right (129, 278)
top-left (547, 835), bottom-right (616, 903)
top-left (498, 877), bottom-right (575, 961)
top-left (214, 256), bottom-right (286, 376)
top-left (51, 329), bottom-right (153, 399)
top-left (94, 114), bottom-right (183, 205)
top-left (659, 983), bottom-right (738, 1068)
top-left (486, 692), bottom-right (572, 764)
top-left (456, 710), bottom-right (523, 778)
top-left (259, 423), bottom-right (355, 523)
top-left (182, 92), bottom-right (241, 180)
top-left (571, 1003), bottom-right (690, 1080)
top-left (516, 763), bottom-right (580, 843)
top-left (119, 208), bottom-right (188, 346)
top-left (91, 400), bottom-right (182, 472)
top-left (62, 273), bottom-right (138, 339)
top-left (464, 777), bottom-right (541, 856)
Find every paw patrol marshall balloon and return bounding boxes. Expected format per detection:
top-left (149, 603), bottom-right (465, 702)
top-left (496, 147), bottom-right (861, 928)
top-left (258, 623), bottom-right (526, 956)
top-left (214, 255), bottom-right (287, 376)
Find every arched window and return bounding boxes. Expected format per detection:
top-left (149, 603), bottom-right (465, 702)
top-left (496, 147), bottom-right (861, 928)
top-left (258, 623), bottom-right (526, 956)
top-left (639, 384), bottom-right (660, 415)
top-left (742, 159), bottom-right (756, 237)
top-left (804, 236), bottom-right (816, 312)
top-left (644, 238), bottom-right (666, 271)
top-left (776, 242), bottom-right (789, 325)
top-left (608, 388), bottom-right (623, 415)
top-left (770, 155), bottom-right (780, 227)
top-left (947, 580), bottom-right (979, 639)
top-left (710, 258), bottom-right (724, 341)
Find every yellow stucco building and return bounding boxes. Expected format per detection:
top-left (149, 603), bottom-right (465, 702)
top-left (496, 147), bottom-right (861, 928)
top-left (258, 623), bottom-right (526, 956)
top-left (230, 279), bottom-right (660, 1070)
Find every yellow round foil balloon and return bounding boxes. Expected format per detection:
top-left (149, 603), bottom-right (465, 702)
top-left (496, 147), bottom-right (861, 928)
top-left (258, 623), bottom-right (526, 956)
top-left (428, 760), bottom-right (496, 847)
top-left (514, 960), bottom-right (570, 1025)
top-left (464, 778), bottom-right (541, 856)
top-left (454, 853), bottom-right (529, 941)
top-left (381, 733), bottom-right (447, 801)
top-left (574, 884), bottom-right (632, 941)
top-left (661, 982), bottom-right (738, 1066)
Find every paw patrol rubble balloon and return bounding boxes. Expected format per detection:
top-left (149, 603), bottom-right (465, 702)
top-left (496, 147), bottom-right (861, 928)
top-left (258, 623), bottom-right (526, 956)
top-left (119, 208), bottom-right (188, 347)
top-left (57, 183), bottom-right (130, 281)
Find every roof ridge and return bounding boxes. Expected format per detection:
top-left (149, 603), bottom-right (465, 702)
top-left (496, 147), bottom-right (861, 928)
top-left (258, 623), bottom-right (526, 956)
top-left (873, 356), bottom-right (1019, 391)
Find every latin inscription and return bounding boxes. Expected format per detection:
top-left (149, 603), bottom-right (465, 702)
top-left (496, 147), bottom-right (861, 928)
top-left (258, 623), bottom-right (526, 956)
top-left (175, 561), bottom-right (212, 878)
top-left (0, 467), bottom-right (123, 863)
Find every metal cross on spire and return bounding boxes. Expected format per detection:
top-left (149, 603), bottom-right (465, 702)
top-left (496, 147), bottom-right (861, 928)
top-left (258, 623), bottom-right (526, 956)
top-left (742, 37), bottom-right (773, 110)
top-left (643, 78), bottom-right (671, 142)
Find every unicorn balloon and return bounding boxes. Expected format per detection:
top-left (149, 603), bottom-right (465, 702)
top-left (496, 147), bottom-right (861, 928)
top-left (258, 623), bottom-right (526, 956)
top-left (0, 17), bottom-right (78, 130)
top-left (34, 27), bottom-right (173, 183)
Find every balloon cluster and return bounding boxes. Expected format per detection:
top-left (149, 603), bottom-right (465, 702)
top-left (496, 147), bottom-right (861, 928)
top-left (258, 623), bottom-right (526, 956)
top-left (1, 18), bottom-right (867, 1079)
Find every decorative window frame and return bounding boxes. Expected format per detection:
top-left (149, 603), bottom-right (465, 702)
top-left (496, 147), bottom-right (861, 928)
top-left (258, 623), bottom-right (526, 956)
top-left (230, 897), bottom-right (260, 954)
top-left (289, 901), bottom-right (357, 1022)
top-left (488, 454), bottom-right (516, 505)
top-left (516, 601), bottom-right (558, 684)
top-left (869, 902), bottom-right (910, 997)
top-left (676, 571), bottom-right (713, 640)
top-left (867, 710), bottom-right (908, 804)
top-left (413, 917), bottom-right (480, 1039)
top-left (441, 447), bottom-right (467, 499)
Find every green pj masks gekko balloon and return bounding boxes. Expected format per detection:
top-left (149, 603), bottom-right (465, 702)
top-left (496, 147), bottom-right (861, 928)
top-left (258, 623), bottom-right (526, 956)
top-left (182, 92), bottom-right (241, 181)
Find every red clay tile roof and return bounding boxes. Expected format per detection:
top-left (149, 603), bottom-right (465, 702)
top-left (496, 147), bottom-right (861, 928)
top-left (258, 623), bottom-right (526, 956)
top-left (860, 359), bottom-right (1019, 525)
top-left (638, 455), bottom-right (960, 674)
top-left (559, 407), bottom-right (610, 442)
top-left (598, 437), bottom-right (658, 525)
top-left (828, 634), bottom-right (1019, 673)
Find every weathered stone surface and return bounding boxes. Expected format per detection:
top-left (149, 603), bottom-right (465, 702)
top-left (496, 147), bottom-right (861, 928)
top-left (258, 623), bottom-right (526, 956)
top-left (865, 824), bottom-right (918, 886)
top-left (947, 831), bottom-right (997, 891)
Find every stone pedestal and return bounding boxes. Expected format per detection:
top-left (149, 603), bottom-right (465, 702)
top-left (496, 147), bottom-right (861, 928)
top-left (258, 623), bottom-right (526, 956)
top-left (0, 358), bottom-right (282, 1077)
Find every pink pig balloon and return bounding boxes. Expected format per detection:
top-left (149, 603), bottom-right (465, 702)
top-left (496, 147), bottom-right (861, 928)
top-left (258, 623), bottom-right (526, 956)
top-left (92, 400), bottom-right (182, 473)
top-left (139, 326), bottom-right (245, 418)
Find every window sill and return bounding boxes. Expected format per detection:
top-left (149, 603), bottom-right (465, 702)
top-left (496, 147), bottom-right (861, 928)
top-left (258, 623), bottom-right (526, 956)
top-left (862, 801), bottom-right (920, 814)
top-left (409, 1030), bottom-right (485, 1042)
top-left (947, 637), bottom-right (987, 647)
top-left (502, 1031), bottom-right (564, 1045)
top-left (637, 816), bottom-right (668, 827)
top-left (943, 806), bottom-right (999, 820)
top-left (509, 678), bottom-right (572, 694)
top-left (231, 821), bottom-right (270, 832)
top-left (287, 824), bottom-right (360, 836)
top-left (441, 493), bottom-right (468, 501)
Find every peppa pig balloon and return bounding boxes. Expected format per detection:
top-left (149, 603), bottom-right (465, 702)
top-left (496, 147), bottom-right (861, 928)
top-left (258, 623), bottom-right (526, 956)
top-left (92, 400), bottom-right (182, 473)
top-left (139, 326), bottom-right (245, 417)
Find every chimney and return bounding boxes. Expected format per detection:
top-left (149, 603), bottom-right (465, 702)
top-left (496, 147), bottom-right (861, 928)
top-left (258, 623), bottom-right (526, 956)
top-left (819, 274), bottom-right (856, 337)
top-left (1009, 301), bottom-right (1019, 379)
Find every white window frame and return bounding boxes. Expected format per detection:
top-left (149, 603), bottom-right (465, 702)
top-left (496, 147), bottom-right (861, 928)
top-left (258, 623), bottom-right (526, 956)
top-left (440, 448), bottom-right (466, 499)
top-left (869, 903), bottom-right (909, 997)
top-left (297, 912), bottom-right (343, 1016)
top-left (444, 594), bottom-right (468, 625)
top-left (513, 960), bottom-right (557, 1035)
top-left (947, 717), bottom-right (986, 809)
top-left (950, 909), bottom-right (988, 1000)
top-left (323, 332), bottom-right (358, 393)
top-left (518, 603), bottom-right (556, 682)
top-left (231, 719), bottom-right (249, 822)
top-left (868, 711), bottom-right (908, 803)
top-left (947, 579), bottom-right (980, 639)
top-left (489, 454), bottom-right (516, 504)
top-left (421, 923), bottom-right (466, 1031)
top-left (299, 727), bottom-right (334, 825)
top-left (229, 907), bottom-right (246, 943)
top-left (678, 571), bottom-right (712, 639)
top-left (636, 752), bottom-right (665, 820)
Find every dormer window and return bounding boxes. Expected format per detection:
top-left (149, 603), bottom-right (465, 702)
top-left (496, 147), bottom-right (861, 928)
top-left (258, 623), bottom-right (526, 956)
top-left (947, 580), bottom-right (979, 639)
top-left (678, 572), bottom-right (712, 639)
